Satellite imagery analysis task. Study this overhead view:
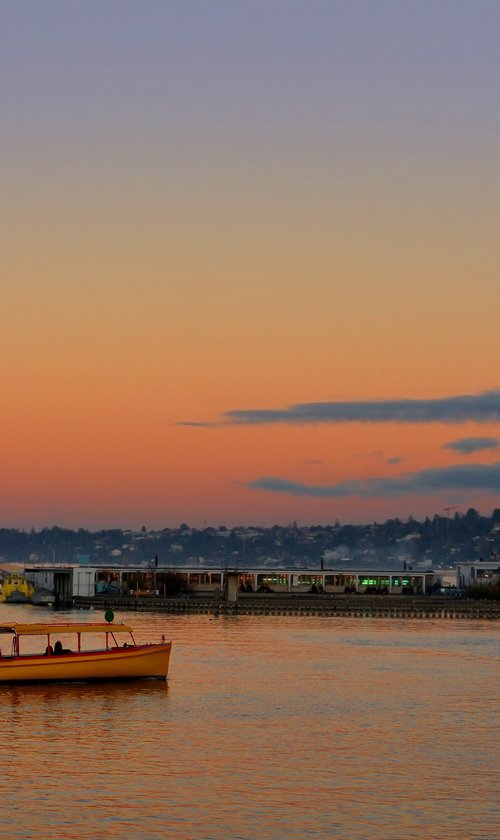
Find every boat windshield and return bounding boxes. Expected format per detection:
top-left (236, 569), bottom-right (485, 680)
top-left (0, 623), bottom-right (137, 658)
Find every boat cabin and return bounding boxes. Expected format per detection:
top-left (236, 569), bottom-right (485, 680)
top-left (0, 622), bottom-right (138, 659)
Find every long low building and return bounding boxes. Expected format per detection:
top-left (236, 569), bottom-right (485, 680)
top-left (23, 564), bottom-right (447, 602)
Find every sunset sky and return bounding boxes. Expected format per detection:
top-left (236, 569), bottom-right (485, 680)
top-left (1, 1), bottom-right (499, 530)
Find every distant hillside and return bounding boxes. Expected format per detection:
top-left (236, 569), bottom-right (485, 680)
top-left (1, 508), bottom-right (499, 570)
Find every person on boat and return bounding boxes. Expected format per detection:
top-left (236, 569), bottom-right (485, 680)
top-left (53, 640), bottom-right (72, 655)
top-left (44, 644), bottom-right (53, 656)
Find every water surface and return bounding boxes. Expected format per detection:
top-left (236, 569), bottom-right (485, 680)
top-left (1, 605), bottom-right (498, 839)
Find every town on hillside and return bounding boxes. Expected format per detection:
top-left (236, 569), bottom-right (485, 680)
top-left (1, 508), bottom-right (499, 571)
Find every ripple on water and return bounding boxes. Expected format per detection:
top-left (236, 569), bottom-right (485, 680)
top-left (1, 609), bottom-right (498, 840)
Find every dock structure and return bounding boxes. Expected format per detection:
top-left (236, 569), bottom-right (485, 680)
top-left (72, 594), bottom-right (500, 620)
top-left (22, 561), bottom-right (499, 618)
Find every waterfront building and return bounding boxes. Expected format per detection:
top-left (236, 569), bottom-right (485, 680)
top-left (24, 564), bottom-right (440, 602)
top-left (456, 557), bottom-right (500, 589)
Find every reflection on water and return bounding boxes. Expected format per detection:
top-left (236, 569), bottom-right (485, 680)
top-left (1, 604), bottom-right (498, 840)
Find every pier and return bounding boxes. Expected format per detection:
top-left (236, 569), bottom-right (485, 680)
top-left (73, 593), bottom-right (500, 620)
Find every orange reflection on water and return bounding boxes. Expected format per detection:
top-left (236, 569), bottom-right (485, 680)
top-left (1, 610), bottom-right (498, 840)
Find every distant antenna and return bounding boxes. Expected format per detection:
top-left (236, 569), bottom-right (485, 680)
top-left (443, 507), bottom-right (459, 538)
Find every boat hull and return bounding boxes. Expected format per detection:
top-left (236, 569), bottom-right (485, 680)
top-left (3, 592), bottom-right (32, 604)
top-left (0, 643), bottom-right (171, 683)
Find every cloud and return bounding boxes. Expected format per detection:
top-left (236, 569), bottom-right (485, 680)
top-left (443, 436), bottom-right (500, 455)
top-left (176, 421), bottom-right (219, 428)
top-left (224, 389), bottom-right (500, 426)
top-left (248, 461), bottom-right (500, 498)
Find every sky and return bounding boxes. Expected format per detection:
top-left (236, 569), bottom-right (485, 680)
top-left (1, 1), bottom-right (499, 530)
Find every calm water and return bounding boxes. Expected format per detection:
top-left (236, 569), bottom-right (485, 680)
top-left (1, 605), bottom-right (498, 840)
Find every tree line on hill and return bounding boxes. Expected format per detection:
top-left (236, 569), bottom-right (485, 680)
top-left (1, 508), bottom-right (499, 569)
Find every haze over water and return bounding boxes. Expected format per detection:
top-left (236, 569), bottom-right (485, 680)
top-left (2, 606), bottom-right (498, 840)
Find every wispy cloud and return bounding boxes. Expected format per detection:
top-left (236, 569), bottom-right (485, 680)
top-left (353, 450), bottom-right (401, 464)
top-left (443, 436), bottom-right (500, 455)
top-left (223, 389), bottom-right (500, 426)
top-left (248, 462), bottom-right (500, 498)
top-left (176, 421), bottom-right (219, 428)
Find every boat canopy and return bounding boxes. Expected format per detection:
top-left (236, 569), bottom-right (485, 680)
top-left (0, 622), bottom-right (134, 636)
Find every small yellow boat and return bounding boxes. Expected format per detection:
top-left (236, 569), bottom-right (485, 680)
top-left (0, 574), bottom-right (35, 604)
top-left (0, 620), bottom-right (171, 683)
